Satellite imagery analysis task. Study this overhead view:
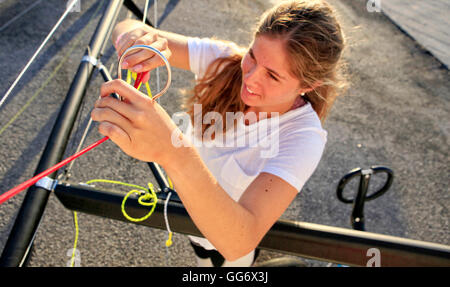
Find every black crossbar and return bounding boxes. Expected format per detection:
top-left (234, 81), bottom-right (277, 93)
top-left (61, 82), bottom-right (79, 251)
top-left (53, 182), bottom-right (450, 267)
top-left (124, 0), bottom-right (154, 27)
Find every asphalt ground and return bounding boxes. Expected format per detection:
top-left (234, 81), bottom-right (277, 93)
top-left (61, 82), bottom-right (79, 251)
top-left (0, 0), bottom-right (448, 267)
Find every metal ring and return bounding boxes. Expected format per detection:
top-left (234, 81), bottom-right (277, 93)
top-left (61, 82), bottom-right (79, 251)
top-left (117, 45), bottom-right (171, 101)
top-left (336, 166), bottom-right (394, 204)
top-left (364, 166), bottom-right (394, 201)
top-left (336, 167), bottom-right (362, 204)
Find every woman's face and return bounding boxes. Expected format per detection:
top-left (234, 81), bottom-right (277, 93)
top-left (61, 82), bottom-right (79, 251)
top-left (241, 35), bottom-right (302, 115)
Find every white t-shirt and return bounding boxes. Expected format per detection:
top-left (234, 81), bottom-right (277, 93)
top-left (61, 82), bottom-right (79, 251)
top-left (183, 37), bottom-right (327, 250)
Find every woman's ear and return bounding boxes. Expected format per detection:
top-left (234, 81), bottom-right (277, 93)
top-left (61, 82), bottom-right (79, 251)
top-left (299, 80), bottom-right (322, 95)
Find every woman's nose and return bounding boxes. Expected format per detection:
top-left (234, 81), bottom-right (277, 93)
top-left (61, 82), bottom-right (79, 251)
top-left (243, 65), bottom-right (260, 86)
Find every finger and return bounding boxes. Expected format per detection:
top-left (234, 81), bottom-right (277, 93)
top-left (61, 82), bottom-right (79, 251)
top-left (123, 50), bottom-right (154, 72)
top-left (91, 107), bottom-right (133, 132)
top-left (121, 33), bottom-right (158, 69)
top-left (132, 49), bottom-right (171, 73)
top-left (94, 95), bottom-right (137, 121)
top-left (97, 121), bottom-right (131, 148)
top-left (114, 32), bottom-right (126, 50)
top-left (117, 30), bottom-right (137, 58)
top-left (134, 32), bottom-right (158, 47)
top-left (100, 79), bottom-right (149, 106)
top-left (117, 29), bottom-right (148, 60)
top-left (124, 37), bottom-right (169, 72)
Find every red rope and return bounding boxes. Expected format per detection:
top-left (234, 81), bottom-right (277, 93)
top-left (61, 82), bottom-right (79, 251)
top-left (0, 136), bottom-right (108, 205)
top-left (133, 71), bottom-right (148, 89)
top-left (0, 74), bottom-right (146, 205)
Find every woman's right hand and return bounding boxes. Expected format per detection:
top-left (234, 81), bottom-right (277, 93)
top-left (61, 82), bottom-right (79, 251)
top-left (113, 20), bottom-right (172, 78)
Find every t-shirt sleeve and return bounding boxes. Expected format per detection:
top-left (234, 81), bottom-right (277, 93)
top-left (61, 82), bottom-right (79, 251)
top-left (261, 128), bottom-right (327, 192)
top-left (188, 37), bottom-right (242, 79)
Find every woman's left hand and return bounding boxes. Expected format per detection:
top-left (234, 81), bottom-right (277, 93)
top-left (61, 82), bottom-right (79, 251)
top-left (91, 79), bottom-right (179, 166)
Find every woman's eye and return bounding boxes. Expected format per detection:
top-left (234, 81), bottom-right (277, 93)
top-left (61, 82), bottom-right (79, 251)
top-left (249, 50), bottom-right (256, 60)
top-left (268, 73), bottom-right (278, 81)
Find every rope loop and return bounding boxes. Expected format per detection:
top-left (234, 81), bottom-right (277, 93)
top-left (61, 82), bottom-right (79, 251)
top-left (86, 179), bottom-right (158, 223)
top-left (121, 182), bottom-right (157, 222)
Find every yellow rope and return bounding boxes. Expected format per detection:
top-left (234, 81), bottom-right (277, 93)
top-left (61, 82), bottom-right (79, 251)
top-left (166, 232), bottom-right (173, 247)
top-left (67, 70), bottom-right (166, 264)
top-left (86, 178), bottom-right (148, 192)
top-left (121, 184), bottom-right (157, 222)
top-left (168, 176), bottom-right (173, 189)
top-left (126, 69), bottom-right (132, 84)
top-left (86, 179), bottom-right (157, 222)
top-left (70, 211), bottom-right (79, 267)
top-left (127, 70), bottom-right (153, 99)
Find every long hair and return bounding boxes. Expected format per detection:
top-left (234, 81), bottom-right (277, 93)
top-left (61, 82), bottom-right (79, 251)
top-left (184, 0), bottom-right (347, 136)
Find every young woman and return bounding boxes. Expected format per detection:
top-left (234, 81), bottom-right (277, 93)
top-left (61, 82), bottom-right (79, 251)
top-left (91, 0), bottom-right (346, 267)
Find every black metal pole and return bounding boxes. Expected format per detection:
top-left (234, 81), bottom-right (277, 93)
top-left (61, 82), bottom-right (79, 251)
top-left (147, 162), bottom-right (170, 191)
top-left (0, 0), bottom-right (124, 267)
top-left (53, 182), bottom-right (450, 267)
top-left (351, 173), bottom-right (369, 231)
top-left (123, 0), bottom-right (154, 27)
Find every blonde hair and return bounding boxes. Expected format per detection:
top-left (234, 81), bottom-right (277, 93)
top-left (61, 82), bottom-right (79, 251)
top-left (184, 0), bottom-right (347, 136)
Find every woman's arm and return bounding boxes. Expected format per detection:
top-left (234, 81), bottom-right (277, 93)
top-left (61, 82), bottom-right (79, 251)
top-left (91, 80), bottom-right (298, 261)
top-left (163, 145), bottom-right (298, 261)
top-left (112, 19), bottom-right (190, 71)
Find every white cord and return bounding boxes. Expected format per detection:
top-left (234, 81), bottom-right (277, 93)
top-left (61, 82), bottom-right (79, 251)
top-left (164, 192), bottom-right (173, 234)
top-left (164, 191), bottom-right (173, 266)
top-left (154, 0), bottom-right (161, 105)
top-left (143, 0), bottom-right (150, 23)
top-left (0, 0), bottom-right (79, 111)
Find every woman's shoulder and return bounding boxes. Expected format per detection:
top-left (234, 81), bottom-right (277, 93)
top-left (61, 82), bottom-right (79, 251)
top-left (278, 103), bottom-right (327, 141)
top-left (188, 37), bottom-right (245, 56)
top-left (188, 37), bottom-right (245, 78)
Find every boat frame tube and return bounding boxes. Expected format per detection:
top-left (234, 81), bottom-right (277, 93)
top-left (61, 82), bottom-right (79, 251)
top-left (1, 0), bottom-right (449, 268)
top-left (53, 182), bottom-right (450, 267)
top-left (0, 0), bottom-right (124, 267)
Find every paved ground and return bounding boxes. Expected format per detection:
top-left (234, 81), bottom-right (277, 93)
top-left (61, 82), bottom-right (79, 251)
top-left (382, 0), bottom-right (450, 69)
top-left (0, 0), bottom-right (448, 267)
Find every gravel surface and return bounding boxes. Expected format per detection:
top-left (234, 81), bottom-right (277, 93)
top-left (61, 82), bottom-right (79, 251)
top-left (0, 0), bottom-right (448, 267)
